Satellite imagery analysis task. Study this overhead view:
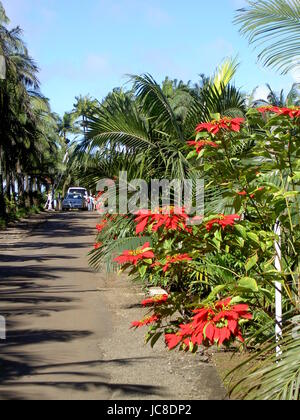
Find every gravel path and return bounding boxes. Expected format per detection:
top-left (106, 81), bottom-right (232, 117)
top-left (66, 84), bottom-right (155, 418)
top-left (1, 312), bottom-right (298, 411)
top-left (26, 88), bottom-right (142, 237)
top-left (0, 213), bottom-right (226, 400)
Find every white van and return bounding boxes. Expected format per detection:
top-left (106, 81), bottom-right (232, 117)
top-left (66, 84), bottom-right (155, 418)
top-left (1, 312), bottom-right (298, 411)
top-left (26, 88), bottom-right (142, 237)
top-left (67, 187), bottom-right (88, 199)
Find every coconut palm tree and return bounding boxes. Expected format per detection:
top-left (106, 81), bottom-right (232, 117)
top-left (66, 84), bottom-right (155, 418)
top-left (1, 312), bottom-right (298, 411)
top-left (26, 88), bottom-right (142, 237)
top-left (0, 1), bottom-right (62, 219)
top-left (73, 94), bottom-right (98, 136)
top-left (250, 83), bottom-right (300, 108)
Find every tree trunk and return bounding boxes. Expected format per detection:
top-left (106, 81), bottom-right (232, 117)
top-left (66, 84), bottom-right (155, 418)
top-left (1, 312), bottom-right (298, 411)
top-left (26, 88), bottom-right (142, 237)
top-left (0, 145), bottom-right (6, 219)
top-left (24, 175), bottom-right (30, 208)
top-left (29, 176), bottom-right (34, 207)
top-left (11, 172), bottom-right (16, 204)
top-left (6, 172), bottom-right (11, 202)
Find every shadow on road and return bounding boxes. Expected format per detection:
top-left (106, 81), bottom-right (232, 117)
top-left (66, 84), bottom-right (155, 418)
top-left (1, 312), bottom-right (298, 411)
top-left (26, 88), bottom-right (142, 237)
top-left (0, 213), bottom-right (167, 400)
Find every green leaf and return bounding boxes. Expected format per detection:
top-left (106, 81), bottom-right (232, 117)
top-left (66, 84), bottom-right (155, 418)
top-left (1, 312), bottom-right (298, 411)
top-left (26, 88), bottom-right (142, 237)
top-left (196, 132), bottom-right (210, 140)
top-left (151, 332), bottom-right (163, 348)
top-left (207, 284), bottom-right (227, 300)
top-left (235, 224), bottom-right (247, 239)
top-left (186, 150), bottom-right (198, 160)
top-left (138, 265), bottom-right (147, 277)
top-left (236, 236), bottom-right (245, 248)
top-left (245, 254), bottom-right (258, 272)
top-left (247, 232), bottom-right (260, 247)
top-left (238, 277), bottom-right (259, 292)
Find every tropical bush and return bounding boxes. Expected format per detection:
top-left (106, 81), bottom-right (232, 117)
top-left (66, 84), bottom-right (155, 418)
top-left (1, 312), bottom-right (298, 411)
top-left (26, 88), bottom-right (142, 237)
top-left (90, 105), bottom-right (300, 399)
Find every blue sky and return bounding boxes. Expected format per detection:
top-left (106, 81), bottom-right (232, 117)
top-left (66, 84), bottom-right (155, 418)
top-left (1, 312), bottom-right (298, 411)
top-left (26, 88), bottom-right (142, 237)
top-left (3, 0), bottom-right (299, 116)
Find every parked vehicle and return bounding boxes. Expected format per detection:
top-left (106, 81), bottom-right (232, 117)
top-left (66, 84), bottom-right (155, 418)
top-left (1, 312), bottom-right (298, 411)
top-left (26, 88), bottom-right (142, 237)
top-left (67, 187), bottom-right (88, 199)
top-left (62, 193), bottom-right (87, 211)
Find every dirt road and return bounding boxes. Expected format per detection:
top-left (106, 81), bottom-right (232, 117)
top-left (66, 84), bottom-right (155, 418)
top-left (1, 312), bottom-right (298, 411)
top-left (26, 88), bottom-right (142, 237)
top-left (0, 213), bottom-right (225, 400)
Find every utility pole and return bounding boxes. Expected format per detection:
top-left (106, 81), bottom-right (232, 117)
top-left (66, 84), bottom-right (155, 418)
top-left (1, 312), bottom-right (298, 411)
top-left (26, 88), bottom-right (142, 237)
top-left (274, 221), bottom-right (282, 358)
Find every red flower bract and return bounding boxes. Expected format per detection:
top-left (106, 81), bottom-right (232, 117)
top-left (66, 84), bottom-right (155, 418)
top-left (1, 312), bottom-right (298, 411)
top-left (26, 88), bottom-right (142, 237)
top-left (141, 294), bottom-right (169, 307)
top-left (96, 219), bottom-right (108, 232)
top-left (196, 117), bottom-right (244, 135)
top-left (114, 242), bottom-right (155, 266)
top-left (135, 207), bottom-right (191, 235)
top-left (162, 254), bottom-right (193, 273)
top-left (206, 214), bottom-right (240, 232)
top-left (165, 298), bottom-right (252, 350)
top-left (131, 315), bottom-right (160, 328)
top-left (94, 242), bottom-right (103, 250)
top-left (257, 106), bottom-right (300, 119)
top-left (187, 140), bottom-right (219, 154)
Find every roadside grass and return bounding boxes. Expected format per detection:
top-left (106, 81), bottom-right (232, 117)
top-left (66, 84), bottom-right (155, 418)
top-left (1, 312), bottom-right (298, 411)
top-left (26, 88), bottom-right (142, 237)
top-left (0, 205), bottom-right (43, 230)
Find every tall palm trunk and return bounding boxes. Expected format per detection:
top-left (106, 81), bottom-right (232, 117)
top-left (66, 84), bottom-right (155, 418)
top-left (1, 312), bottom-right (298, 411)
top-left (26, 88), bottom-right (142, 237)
top-left (0, 144), bottom-right (6, 218)
top-left (16, 160), bottom-right (24, 208)
top-left (6, 172), bottom-right (11, 202)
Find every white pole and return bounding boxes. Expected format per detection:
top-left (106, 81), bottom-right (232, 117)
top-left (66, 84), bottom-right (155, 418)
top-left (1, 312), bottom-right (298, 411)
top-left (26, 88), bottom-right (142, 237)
top-left (274, 221), bottom-right (282, 357)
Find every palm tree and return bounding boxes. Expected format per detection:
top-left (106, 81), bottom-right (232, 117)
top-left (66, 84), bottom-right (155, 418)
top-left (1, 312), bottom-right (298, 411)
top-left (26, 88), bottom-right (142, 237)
top-left (57, 112), bottom-right (78, 144)
top-left (0, 1), bottom-right (63, 219)
top-left (74, 61), bottom-right (246, 270)
top-left (250, 83), bottom-right (300, 108)
top-left (73, 94), bottom-right (98, 136)
top-left (235, 0), bottom-right (300, 75)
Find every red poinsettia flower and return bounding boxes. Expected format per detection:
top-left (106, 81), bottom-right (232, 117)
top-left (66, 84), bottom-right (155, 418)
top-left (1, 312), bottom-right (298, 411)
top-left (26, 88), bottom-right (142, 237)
top-left (141, 294), bottom-right (169, 307)
top-left (96, 219), bottom-right (108, 232)
top-left (196, 117), bottom-right (244, 135)
top-left (131, 315), bottom-right (160, 328)
top-left (94, 242), bottom-right (103, 250)
top-left (187, 140), bottom-right (219, 154)
top-left (257, 106), bottom-right (300, 119)
top-left (165, 333), bottom-right (184, 350)
top-left (135, 207), bottom-right (191, 234)
top-left (114, 242), bottom-right (155, 266)
top-left (165, 297), bottom-right (252, 350)
top-left (206, 214), bottom-right (240, 232)
top-left (162, 254), bottom-right (193, 273)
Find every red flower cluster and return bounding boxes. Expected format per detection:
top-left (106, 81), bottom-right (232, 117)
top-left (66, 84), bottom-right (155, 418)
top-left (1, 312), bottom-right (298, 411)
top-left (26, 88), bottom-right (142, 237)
top-left (94, 242), bottom-right (103, 250)
top-left (237, 191), bottom-right (247, 196)
top-left (187, 140), bottom-right (219, 154)
top-left (206, 214), bottom-right (240, 232)
top-left (141, 294), bottom-right (169, 307)
top-left (114, 242), bottom-right (155, 266)
top-left (135, 207), bottom-right (191, 235)
top-left (237, 187), bottom-right (265, 199)
top-left (161, 254), bottom-right (193, 273)
top-left (196, 117), bottom-right (244, 135)
top-left (165, 298), bottom-right (252, 349)
top-left (131, 315), bottom-right (160, 328)
top-left (96, 219), bottom-right (109, 232)
top-left (257, 106), bottom-right (300, 119)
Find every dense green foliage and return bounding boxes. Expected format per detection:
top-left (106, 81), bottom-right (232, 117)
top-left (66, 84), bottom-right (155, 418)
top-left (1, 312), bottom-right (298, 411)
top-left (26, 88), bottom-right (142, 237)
top-left (0, 2), bottom-right (66, 222)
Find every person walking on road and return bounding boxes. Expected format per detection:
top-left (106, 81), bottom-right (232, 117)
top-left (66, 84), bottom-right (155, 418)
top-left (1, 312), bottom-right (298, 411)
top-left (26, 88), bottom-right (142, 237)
top-left (45, 191), bottom-right (53, 211)
top-left (88, 195), bottom-right (94, 212)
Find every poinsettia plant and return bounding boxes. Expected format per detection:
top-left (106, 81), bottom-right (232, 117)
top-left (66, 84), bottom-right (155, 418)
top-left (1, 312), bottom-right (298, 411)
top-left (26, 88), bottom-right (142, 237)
top-left (91, 108), bottom-right (300, 352)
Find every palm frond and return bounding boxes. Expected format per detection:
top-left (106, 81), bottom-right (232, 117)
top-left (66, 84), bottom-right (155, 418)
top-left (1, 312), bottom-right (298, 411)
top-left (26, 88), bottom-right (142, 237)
top-left (212, 56), bottom-right (240, 94)
top-left (229, 314), bottom-right (300, 400)
top-left (235, 0), bottom-right (300, 74)
top-left (130, 74), bottom-right (185, 142)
